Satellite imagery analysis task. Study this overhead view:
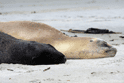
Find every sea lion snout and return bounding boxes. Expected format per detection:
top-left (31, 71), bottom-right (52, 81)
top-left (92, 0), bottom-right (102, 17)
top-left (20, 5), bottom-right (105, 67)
top-left (105, 46), bottom-right (117, 57)
top-left (62, 56), bottom-right (67, 63)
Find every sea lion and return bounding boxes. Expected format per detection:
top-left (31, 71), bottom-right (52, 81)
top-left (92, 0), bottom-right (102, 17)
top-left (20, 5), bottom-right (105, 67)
top-left (0, 31), bottom-right (66, 65)
top-left (0, 21), bottom-right (117, 59)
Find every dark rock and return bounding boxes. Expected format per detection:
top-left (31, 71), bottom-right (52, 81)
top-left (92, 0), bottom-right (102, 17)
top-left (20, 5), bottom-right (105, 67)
top-left (91, 72), bottom-right (96, 74)
top-left (119, 36), bottom-right (124, 38)
top-left (63, 33), bottom-right (69, 36)
top-left (71, 35), bottom-right (78, 37)
top-left (84, 28), bottom-right (115, 34)
top-left (110, 39), bottom-right (114, 41)
top-left (63, 33), bottom-right (65, 34)
top-left (31, 11), bottom-right (36, 13)
top-left (74, 35), bottom-right (77, 37)
top-left (68, 29), bottom-right (85, 33)
top-left (67, 28), bottom-right (118, 34)
top-left (62, 28), bottom-right (121, 34)
top-left (7, 69), bottom-right (14, 71)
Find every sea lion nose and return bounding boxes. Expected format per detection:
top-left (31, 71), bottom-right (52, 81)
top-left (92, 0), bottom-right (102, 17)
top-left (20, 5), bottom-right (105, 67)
top-left (59, 53), bottom-right (67, 63)
top-left (106, 46), bottom-right (117, 57)
top-left (64, 56), bottom-right (67, 62)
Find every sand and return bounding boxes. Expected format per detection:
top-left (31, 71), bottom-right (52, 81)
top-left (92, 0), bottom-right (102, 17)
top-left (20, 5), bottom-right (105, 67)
top-left (0, 0), bottom-right (124, 83)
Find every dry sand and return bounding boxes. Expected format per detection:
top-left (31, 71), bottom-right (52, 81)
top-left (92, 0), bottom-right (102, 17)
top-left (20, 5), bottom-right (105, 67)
top-left (0, 0), bottom-right (124, 83)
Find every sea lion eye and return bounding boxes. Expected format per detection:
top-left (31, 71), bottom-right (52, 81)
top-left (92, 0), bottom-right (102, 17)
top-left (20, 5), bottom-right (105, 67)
top-left (90, 39), bottom-right (93, 42)
top-left (103, 42), bottom-right (109, 47)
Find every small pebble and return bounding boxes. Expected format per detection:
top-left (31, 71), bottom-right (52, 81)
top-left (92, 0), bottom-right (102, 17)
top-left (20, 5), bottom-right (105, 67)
top-left (110, 39), bottom-right (114, 41)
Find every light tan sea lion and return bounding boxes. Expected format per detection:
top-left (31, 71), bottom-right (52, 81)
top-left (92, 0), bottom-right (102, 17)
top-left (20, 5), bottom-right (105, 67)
top-left (0, 21), bottom-right (117, 59)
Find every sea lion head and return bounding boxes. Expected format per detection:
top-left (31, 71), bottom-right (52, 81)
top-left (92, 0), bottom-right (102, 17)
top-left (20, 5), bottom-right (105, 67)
top-left (53, 37), bottom-right (117, 59)
top-left (89, 38), bottom-right (117, 58)
top-left (30, 42), bottom-right (67, 65)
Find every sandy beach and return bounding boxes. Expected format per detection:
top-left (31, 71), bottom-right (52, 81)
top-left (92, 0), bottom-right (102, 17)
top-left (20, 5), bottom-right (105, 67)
top-left (0, 0), bottom-right (124, 83)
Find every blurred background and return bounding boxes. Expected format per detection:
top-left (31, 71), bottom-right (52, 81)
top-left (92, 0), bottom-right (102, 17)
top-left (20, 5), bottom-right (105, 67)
top-left (0, 0), bottom-right (124, 34)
